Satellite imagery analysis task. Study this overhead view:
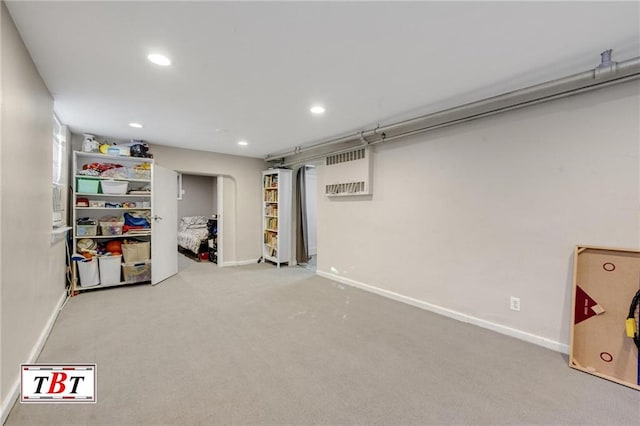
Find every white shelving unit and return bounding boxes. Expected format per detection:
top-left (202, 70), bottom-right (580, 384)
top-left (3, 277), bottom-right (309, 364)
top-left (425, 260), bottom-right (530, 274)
top-left (72, 151), bottom-right (154, 293)
top-left (262, 169), bottom-right (292, 267)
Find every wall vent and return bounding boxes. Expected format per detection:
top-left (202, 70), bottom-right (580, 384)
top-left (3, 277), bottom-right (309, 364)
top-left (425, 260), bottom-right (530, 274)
top-left (324, 147), bottom-right (372, 197)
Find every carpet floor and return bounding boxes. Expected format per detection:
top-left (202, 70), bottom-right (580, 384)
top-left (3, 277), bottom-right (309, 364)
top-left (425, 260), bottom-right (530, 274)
top-left (6, 259), bottom-right (640, 425)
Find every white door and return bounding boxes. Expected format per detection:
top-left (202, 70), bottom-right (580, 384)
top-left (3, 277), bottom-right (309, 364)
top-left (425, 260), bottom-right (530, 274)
top-left (152, 165), bottom-right (178, 285)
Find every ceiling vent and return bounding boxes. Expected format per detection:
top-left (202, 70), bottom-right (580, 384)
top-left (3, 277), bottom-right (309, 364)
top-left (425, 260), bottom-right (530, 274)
top-left (324, 147), bottom-right (372, 197)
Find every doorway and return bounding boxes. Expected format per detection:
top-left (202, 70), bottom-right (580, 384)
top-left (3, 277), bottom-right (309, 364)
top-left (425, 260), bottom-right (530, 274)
top-left (296, 165), bottom-right (318, 271)
top-left (176, 173), bottom-right (219, 268)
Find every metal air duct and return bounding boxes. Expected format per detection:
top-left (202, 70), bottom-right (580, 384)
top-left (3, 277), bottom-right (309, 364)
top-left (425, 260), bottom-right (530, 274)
top-left (266, 50), bottom-right (640, 167)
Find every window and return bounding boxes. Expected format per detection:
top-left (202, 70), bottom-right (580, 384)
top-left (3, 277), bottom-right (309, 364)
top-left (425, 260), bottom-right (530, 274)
top-left (52, 115), bottom-right (67, 229)
top-left (52, 115), bottom-right (65, 185)
top-left (177, 173), bottom-right (183, 200)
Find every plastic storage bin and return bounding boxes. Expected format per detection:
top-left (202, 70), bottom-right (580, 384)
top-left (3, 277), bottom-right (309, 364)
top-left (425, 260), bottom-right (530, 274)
top-left (122, 261), bottom-right (151, 283)
top-left (76, 224), bottom-right (97, 236)
top-left (77, 178), bottom-right (100, 194)
top-left (77, 257), bottom-right (100, 287)
top-left (127, 167), bottom-right (151, 180)
top-left (98, 255), bottom-right (122, 285)
top-left (101, 180), bottom-right (128, 194)
top-left (100, 221), bottom-right (124, 235)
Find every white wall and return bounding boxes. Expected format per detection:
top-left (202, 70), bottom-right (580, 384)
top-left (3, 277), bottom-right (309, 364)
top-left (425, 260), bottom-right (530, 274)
top-left (178, 174), bottom-right (216, 225)
top-left (317, 81), bottom-right (640, 352)
top-left (150, 145), bottom-right (265, 264)
top-left (220, 176), bottom-right (237, 265)
top-left (1, 3), bottom-right (67, 420)
top-left (305, 167), bottom-right (318, 255)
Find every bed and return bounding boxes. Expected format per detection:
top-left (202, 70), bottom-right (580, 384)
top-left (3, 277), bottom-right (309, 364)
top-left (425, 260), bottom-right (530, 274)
top-left (177, 216), bottom-right (210, 258)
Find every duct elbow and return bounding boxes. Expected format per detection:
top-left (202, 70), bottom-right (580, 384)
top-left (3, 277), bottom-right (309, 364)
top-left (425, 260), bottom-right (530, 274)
top-left (594, 49), bottom-right (619, 79)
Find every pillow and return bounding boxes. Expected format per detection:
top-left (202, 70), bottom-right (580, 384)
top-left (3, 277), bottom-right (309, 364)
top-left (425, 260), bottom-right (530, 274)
top-left (187, 224), bottom-right (207, 229)
top-left (179, 216), bottom-right (208, 231)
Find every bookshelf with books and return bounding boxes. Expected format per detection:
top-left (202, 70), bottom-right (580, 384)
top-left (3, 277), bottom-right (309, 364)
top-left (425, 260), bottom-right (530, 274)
top-left (262, 169), bottom-right (292, 267)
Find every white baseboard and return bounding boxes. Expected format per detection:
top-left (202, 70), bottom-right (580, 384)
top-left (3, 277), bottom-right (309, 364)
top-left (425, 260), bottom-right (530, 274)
top-left (316, 270), bottom-right (569, 354)
top-left (220, 258), bottom-right (260, 267)
top-left (1, 290), bottom-right (67, 424)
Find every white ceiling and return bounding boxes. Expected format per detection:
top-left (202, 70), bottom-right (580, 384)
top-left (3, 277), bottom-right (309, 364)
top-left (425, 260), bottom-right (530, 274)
top-left (6, 1), bottom-right (640, 159)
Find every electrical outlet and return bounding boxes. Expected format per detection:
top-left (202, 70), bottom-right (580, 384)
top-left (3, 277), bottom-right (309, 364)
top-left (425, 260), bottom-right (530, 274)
top-left (510, 296), bottom-right (521, 312)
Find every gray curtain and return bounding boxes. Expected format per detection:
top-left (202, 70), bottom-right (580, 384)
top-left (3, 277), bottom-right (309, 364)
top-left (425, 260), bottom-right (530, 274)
top-left (296, 166), bottom-right (310, 264)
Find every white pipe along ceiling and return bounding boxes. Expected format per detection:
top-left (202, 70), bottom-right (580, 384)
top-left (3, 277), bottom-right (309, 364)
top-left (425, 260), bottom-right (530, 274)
top-left (267, 50), bottom-right (640, 167)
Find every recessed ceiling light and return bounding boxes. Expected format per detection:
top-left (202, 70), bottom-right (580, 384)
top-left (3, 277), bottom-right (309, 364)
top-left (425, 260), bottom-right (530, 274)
top-left (147, 53), bottom-right (171, 66)
top-left (310, 105), bottom-right (325, 114)
top-left (129, 122), bottom-right (143, 128)
top-left (238, 140), bottom-right (249, 146)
